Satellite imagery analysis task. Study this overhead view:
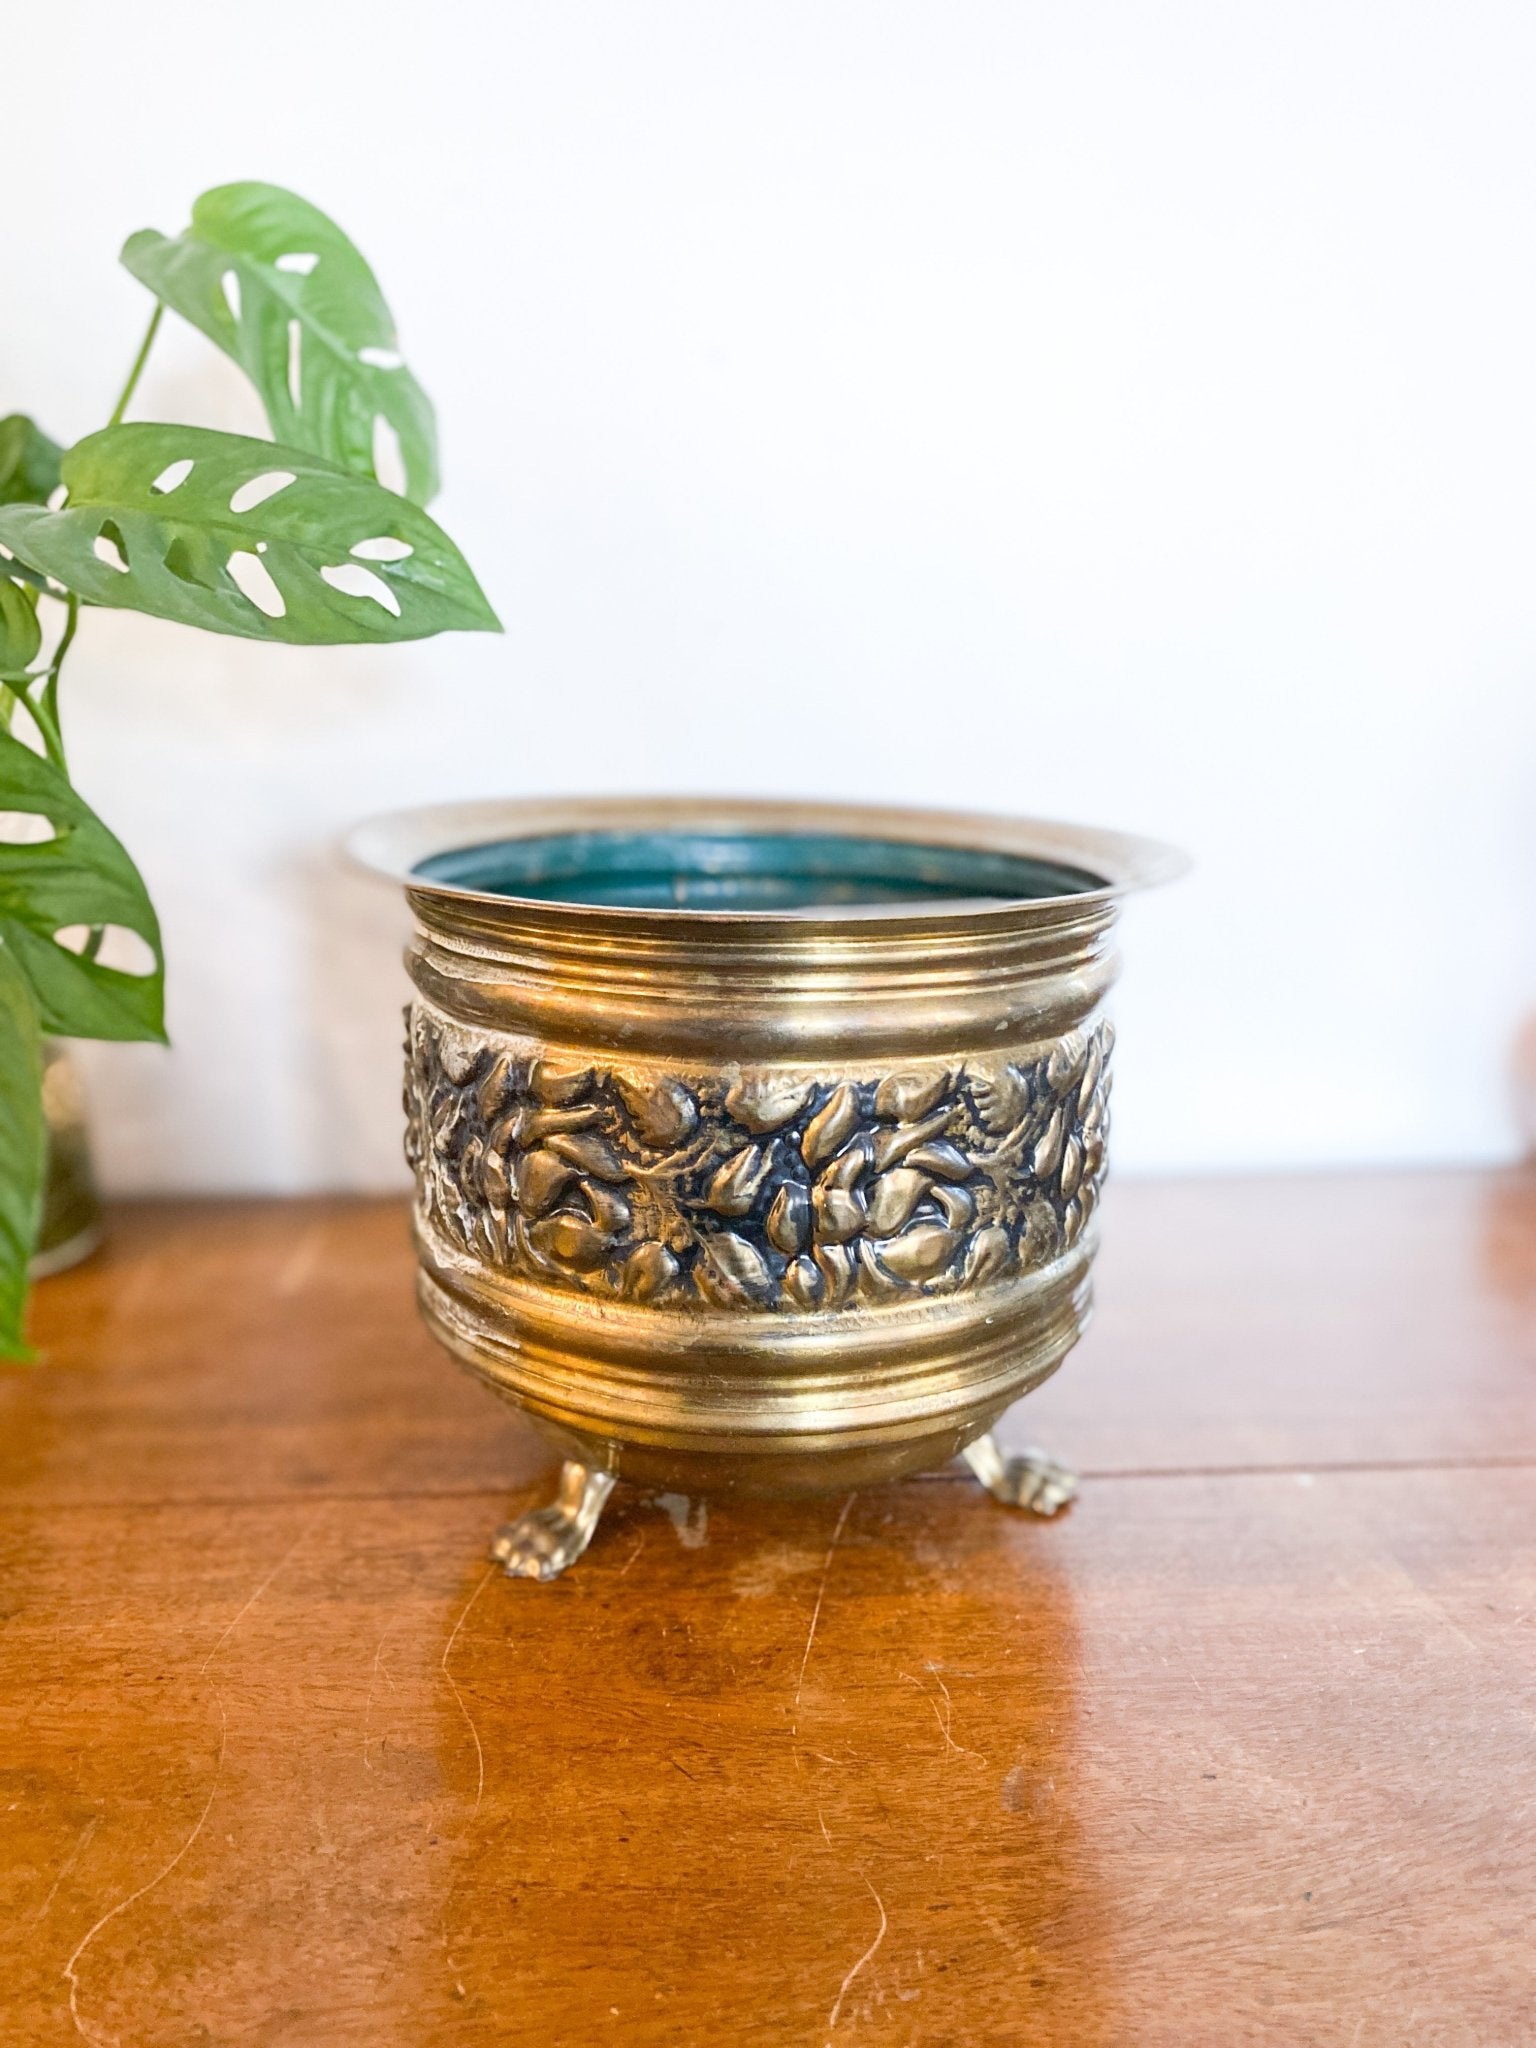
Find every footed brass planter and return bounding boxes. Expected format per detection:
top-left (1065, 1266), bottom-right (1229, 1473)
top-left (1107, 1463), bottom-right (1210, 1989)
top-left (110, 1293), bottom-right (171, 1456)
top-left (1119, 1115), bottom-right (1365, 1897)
top-left (353, 797), bottom-right (1180, 1579)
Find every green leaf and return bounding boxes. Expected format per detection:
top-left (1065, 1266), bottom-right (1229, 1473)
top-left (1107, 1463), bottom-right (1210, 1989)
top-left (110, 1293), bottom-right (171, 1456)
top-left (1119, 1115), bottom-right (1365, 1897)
top-left (0, 425), bottom-right (499, 645)
top-left (0, 414), bottom-right (63, 508)
top-left (0, 580), bottom-right (41, 675)
top-left (0, 553), bottom-right (53, 597)
top-left (0, 417), bottom-right (64, 594)
top-left (0, 730), bottom-right (165, 1042)
top-left (122, 182), bottom-right (439, 505)
top-left (0, 938), bottom-right (44, 1358)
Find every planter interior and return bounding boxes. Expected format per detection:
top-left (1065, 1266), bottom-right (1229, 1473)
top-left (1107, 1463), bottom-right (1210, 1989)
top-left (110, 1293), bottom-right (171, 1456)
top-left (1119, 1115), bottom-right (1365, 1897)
top-left (412, 826), bottom-right (1105, 911)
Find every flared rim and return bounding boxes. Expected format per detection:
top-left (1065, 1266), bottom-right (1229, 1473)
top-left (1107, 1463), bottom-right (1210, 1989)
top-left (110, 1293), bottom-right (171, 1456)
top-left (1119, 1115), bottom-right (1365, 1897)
top-left (346, 793), bottom-right (1187, 924)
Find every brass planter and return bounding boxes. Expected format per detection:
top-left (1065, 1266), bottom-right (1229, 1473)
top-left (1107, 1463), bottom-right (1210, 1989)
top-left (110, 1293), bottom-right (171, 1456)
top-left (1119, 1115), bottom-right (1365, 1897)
top-left (353, 797), bottom-right (1180, 1578)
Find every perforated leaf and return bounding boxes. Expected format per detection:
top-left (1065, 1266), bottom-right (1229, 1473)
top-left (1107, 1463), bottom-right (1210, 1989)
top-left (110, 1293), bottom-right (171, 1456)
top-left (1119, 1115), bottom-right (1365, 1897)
top-left (122, 183), bottom-right (439, 504)
top-left (0, 937), bottom-right (44, 1358)
top-left (0, 425), bottom-right (499, 645)
top-left (0, 730), bottom-right (165, 1042)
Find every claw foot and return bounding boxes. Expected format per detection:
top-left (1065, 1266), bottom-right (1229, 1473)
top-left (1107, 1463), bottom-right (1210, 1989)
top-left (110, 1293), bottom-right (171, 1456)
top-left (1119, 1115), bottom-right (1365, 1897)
top-left (962, 1432), bottom-right (1078, 1517)
top-left (490, 1462), bottom-right (615, 1581)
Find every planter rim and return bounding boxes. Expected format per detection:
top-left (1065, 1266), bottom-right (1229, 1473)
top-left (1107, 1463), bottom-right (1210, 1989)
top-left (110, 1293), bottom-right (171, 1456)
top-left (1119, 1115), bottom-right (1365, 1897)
top-left (348, 792), bottom-right (1186, 929)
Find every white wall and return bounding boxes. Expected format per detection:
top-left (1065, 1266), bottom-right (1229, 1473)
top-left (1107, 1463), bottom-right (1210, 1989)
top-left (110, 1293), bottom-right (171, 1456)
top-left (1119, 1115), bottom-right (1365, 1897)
top-left (6, 0), bottom-right (1535, 1191)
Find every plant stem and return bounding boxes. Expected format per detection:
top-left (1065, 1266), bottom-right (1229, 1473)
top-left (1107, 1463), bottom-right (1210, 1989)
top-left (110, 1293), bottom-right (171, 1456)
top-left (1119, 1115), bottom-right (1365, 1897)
top-left (31, 594), bottom-right (78, 769)
top-left (26, 304), bottom-right (163, 771)
top-left (108, 302), bottom-right (164, 428)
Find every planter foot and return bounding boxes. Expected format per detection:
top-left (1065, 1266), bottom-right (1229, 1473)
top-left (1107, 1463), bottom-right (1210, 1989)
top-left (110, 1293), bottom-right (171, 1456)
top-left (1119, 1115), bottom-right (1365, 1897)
top-left (490, 1461), bottom-right (616, 1581)
top-left (962, 1432), bottom-right (1077, 1517)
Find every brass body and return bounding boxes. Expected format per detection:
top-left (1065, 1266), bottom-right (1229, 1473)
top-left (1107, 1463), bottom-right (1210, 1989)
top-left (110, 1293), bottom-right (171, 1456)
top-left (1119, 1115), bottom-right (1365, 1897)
top-left (354, 797), bottom-right (1180, 1500)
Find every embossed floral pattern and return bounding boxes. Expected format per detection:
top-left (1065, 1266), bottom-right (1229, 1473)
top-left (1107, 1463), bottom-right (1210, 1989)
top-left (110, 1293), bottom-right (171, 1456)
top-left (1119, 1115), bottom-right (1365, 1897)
top-left (405, 1008), bottom-right (1113, 1312)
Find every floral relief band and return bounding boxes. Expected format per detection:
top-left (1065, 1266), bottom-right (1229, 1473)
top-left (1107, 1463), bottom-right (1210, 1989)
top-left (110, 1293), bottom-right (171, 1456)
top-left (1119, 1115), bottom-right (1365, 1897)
top-left (406, 1006), bottom-right (1114, 1314)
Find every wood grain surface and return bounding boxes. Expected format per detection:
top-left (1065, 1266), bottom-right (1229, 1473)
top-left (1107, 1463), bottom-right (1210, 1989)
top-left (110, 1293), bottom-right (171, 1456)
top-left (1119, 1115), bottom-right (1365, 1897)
top-left (3, 1170), bottom-right (1533, 2046)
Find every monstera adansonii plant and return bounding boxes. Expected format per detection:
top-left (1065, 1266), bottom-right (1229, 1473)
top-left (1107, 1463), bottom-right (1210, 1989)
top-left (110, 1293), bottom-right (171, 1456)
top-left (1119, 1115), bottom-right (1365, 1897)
top-left (0, 182), bottom-right (500, 1355)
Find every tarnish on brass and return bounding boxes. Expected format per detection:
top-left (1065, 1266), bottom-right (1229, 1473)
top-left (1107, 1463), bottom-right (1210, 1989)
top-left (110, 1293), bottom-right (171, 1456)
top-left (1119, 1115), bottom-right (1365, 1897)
top-left (353, 793), bottom-right (1182, 1574)
top-left (405, 1008), bottom-right (1114, 1315)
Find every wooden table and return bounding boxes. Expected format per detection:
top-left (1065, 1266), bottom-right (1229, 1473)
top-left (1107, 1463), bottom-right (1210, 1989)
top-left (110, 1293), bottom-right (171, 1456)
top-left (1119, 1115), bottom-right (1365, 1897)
top-left (3, 1171), bottom-right (1533, 2046)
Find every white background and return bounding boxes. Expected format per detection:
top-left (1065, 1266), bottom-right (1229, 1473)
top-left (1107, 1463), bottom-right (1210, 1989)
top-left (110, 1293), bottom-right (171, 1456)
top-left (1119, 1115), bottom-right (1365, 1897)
top-left (6, 0), bottom-right (1535, 1192)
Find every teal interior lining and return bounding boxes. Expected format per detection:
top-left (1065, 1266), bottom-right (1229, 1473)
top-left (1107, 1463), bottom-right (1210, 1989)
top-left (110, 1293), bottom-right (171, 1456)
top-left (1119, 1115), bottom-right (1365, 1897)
top-left (412, 829), bottom-right (1102, 910)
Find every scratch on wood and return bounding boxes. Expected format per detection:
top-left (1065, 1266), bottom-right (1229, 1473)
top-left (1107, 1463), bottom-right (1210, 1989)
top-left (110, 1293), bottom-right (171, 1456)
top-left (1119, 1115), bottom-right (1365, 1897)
top-left (62, 1521), bottom-right (314, 2041)
top-left (64, 1697), bottom-right (227, 2046)
top-left (926, 1662), bottom-right (986, 1763)
top-left (33, 1815), bottom-right (100, 1924)
top-left (199, 1523), bottom-right (313, 1676)
top-left (795, 1492), bottom-right (856, 1709)
top-left (825, 1876), bottom-right (887, 2038)
top-left (440, 1564), bottom-right (497, 1817)
top-left (899, 1666), bottom-right (986, 1764)
top-left (362, 1616), bottom-right (403, 1774)
top-left (982, 1909), bottom-right (1030, 1963)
